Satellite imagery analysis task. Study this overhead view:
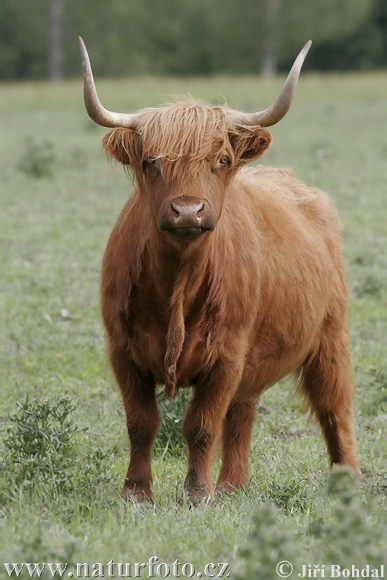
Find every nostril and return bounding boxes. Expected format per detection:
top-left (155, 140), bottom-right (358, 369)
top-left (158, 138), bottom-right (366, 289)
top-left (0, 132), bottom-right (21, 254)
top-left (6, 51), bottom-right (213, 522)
top-left (171, 203), bottom-right (180, 217)
top-left (196, 202), bottom-right (204, 215)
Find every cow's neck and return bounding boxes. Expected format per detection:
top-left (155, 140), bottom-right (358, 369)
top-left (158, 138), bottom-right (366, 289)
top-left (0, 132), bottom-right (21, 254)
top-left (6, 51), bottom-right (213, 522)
top-left (148, 232), bottom-right (211, 307)
top-left (147, 231), bottom-right (213, 397)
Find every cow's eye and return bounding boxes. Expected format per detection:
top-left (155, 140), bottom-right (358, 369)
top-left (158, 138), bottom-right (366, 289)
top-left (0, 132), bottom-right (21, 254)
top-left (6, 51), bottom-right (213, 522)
top-left (219, 155), bottom-right (231, 166)
top-left (142, 157), bottom-right (161, 176)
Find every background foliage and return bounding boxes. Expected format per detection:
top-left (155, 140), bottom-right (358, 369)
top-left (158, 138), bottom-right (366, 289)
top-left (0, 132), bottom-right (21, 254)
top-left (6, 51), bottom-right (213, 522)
top-left (1, 0), bottom-right (387, 80)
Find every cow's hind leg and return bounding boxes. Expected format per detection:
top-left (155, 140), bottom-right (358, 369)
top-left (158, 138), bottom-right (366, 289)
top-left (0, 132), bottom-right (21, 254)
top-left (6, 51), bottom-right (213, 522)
top-left (301, 322), bottom-right (360, 475)
top-left (108, 340), bottom-right (159, 502)
top-left (216, 398), bottom-right (256, 493)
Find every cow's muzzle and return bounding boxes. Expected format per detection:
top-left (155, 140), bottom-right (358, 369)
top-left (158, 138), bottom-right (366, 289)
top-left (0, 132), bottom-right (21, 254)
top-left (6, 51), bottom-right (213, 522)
top-left (159, 196), bottom-right (215, 241)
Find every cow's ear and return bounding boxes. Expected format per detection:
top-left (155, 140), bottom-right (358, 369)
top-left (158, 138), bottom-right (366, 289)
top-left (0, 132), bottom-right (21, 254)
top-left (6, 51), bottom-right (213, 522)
top-left (102, 128), bottom-right (142, 166)
top-left (229, 127), bottom-right (272, 165)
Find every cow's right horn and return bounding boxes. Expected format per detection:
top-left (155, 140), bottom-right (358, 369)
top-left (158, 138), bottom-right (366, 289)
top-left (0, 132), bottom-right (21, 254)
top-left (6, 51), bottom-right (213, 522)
top-left (233, 40), bottom-right (312, 128)
top-left (79, 37), bottom-right (139, 129)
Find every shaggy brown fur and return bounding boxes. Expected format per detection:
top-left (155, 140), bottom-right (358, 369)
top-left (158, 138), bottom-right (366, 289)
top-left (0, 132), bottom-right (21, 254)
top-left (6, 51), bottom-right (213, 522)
top-left (100, 101), bottom-right (359, 503)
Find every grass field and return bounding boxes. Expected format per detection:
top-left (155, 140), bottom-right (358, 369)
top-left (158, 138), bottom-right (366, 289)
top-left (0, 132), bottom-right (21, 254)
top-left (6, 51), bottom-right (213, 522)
top-left (0, 73), bottom-right (386, 579)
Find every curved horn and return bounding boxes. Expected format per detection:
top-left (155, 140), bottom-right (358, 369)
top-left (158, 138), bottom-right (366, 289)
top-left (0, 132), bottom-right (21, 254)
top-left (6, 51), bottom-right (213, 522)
top-left (235, 40), bottom-right (312, 128)
top-left (79, 37), bottom-right (139, 129)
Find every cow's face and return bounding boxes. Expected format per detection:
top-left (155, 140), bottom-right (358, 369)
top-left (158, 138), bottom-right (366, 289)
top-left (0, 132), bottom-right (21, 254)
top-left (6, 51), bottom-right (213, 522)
top-left (103, 104), bottom-right (272, 243)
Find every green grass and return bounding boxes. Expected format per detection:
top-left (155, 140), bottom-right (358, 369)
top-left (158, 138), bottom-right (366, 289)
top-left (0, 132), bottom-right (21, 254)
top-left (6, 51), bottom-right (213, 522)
top-left (0, 73), bottom-right (386, 578)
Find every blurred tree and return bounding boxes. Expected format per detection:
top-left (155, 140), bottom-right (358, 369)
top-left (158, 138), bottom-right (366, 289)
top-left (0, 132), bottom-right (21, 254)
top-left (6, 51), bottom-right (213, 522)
top-left (0, 0), bottom-right (47, 79)
top-left (48, 0), bottom-right (64, 79)
top-left (309, 0), bottom-right (387, 70)
top-left (261, 0), bottom-right (280, 76)
top-left (374, 0), bottom-right (387, 65)
top-left (274, 0), bottom-right (372, 70)
top-left (0, 0), bottom-right (383, 79)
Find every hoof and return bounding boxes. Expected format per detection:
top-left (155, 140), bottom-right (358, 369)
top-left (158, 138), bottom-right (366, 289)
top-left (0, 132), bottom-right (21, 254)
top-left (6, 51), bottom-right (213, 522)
top-left (179, 489), bottom-right (213, 508)
top-left (121, 486), bottom-right (153, 504)
top-left (215, 481), bottom-right (243, 494)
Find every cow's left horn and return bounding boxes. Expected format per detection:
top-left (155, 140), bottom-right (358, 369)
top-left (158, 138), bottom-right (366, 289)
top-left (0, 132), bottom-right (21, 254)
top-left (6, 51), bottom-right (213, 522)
top-left (79, 37), bottom-right (139, 129)
top-left (234, 41), bottom-right (312, 128)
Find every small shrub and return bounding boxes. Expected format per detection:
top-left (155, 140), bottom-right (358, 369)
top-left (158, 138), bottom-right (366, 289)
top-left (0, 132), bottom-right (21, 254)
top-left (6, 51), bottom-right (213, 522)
top-left (358, 366), bottom-right (387, 416)
top-left (310, 467), bottom-right (386, 567)
top-left (13, 526), bottom-right (77, 576)
top-left (368, 367), bottom-right (387, 413)
top-left (2, 395), bottom-right (84, 491)
top-left (237, 502), bottom-right (300, 579)
top-left (238, 468), bottom-right (385, 578)
top-left (75, 448), bottom-right (119, 500)
top-left (355, 273), bottom-right (384, 298)
top-left (17, 137), bottom-right (56, 178)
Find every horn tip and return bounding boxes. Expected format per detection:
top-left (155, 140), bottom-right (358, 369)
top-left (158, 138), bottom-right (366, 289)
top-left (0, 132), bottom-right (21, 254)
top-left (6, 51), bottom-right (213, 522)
top-left (304, 40), bottom-right (312, 53)
top-left (295, 40), bottom-right (312, 66)
top-left (78, 36), bottom-right (88, 58)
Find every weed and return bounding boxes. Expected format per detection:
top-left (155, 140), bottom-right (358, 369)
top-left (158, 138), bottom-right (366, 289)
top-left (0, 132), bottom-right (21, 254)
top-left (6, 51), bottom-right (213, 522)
top-left (355, 273), bottom-right (384, 298)
top-left (368, 367), bottom-right (387, 413)
top-left (2, 396), bottom-right (84, 491)
top-left (239, 468), bottom-right (386, 578)
top-left (266, 477), bottom-right (308, 514)
top-left (237, 502), bottom-right (299, 579)
top-left (357, 366), bottom-right (387, 416)
top-left (17, 137), bottom-right (56, 178)
top-left (75, 447), bottom-right (119, 498)
top-left (310, 467), bottom-right (386, 567)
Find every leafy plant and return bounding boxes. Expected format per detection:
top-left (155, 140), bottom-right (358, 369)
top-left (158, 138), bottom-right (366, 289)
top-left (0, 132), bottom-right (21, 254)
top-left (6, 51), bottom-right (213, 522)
top-left (2, 396), bottom-right (84, 491)
top-left (368, 367), bottom-right (387, 414)
top-left (17, 137), bottom-right (56, 178)
top-left (358, 366), bottom-right (387, 416)
top-left (355, 273), bottom-right (384, 298)
top-left (238, 468), bottom-right (386, 579)
top-left (310, 467), bottom-right (386, 567)
top-left (237, 502), bottom-right (301, 579)
top-left (265, 477), bottom-right (309, 514)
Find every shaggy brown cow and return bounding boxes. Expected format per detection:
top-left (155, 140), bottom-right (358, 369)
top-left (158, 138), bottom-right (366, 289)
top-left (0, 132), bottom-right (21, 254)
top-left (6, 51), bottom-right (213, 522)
top-left (79, 38), bottom-right (360, 504)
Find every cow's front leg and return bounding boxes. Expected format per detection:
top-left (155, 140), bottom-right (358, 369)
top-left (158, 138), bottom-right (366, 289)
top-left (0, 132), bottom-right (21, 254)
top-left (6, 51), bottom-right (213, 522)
top-left (108, 341), bottom-right (159, 502)
top-left (182, 361), bottom-right (241, 504)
